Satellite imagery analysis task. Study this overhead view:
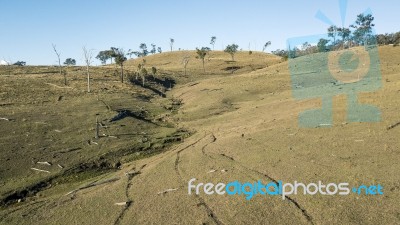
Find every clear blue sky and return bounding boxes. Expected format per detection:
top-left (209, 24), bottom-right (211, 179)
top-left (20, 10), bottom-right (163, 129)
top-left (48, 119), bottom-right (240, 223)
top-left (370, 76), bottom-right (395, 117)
top-left (0, 0), bottom-right (398, 65)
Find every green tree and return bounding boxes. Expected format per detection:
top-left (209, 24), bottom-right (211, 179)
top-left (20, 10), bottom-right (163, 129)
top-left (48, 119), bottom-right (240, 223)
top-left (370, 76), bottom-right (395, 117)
top-left (317, 38), bottom-right (329, 52)
top-left (150, 44), bottom-right (156, 54)
top-left (139, 43), bottom-right (148, 56)
top-left (327, 25), bottom-right (339, 47)
top-left (13, 61), bottom-right (26, 66)
top-left (376, 34), bottom-right (389, 45)
top-left (337, 27), bottom-right (351, 49)
top-left (170, 38), bottom-right (174, 52)
top-left (351, 14), bottom-right (375, 46)
top-left (196, 47), bottom-right (210, 72)
top-left (157, 47), bottom-right (162, 53)
top-left (96, 51), bottom-right (110, 64)
top-left (210, 36), bottom-right (216, 50)
top-left (112, 48), bottom-right (127, 83)
top-left (224, 44), bottom-right (239, 61)
top-left (127, 49), bottom-right (134, 59)
top-left (262, 41), bottom-right (271, 52)
top-left (64, 58), bottom-right (76, 66)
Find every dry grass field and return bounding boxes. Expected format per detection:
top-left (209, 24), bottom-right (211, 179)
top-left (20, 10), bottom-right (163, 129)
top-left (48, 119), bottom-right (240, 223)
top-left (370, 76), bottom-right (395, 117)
top-left (0, 47), bottom-right (399, 224)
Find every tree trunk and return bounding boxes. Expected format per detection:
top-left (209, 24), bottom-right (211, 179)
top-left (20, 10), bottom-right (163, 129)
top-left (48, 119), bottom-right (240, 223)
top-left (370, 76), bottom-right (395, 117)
top-left (120, 64), bottom-right (124, 83)
top-left (202, 59), bottom-right (205, 73)
top-left (364, 35), bottom-right (368, 49)
top-left (64, 71), bottom-right (67, 86)
top-left (58, 61), bottom-right (65, 85)
top-left (95, 117), bottom-right (99, 139)
top-left (87, 65), bottom-right (90, 92)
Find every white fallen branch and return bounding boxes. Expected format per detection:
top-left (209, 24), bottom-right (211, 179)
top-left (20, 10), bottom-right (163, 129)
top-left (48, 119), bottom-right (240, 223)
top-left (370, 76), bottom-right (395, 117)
top-left (58, 164), bottom-right (64, 169)
top-left (319, 124), bottom-right (332, 127)
top-left (0, 117), bottom-right (10, 121)
top-left (37, 161), bottom-right (52, 166)
top-left (115, 202), bottom-right (128, 206)
top-left (45, 82), bottom-right (73, 89)
top-left (31, 168), bottom-right (50, 173)
top-left (207, 169), bottom-right (216, 173)
top-left (34, 121), bottom-right (48, 125)
top-left (157, 188), bottom-right (178, 195)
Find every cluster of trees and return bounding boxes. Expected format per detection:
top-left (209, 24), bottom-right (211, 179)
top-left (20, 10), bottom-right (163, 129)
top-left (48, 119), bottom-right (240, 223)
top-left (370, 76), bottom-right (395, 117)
top-left (127, 43), bottom-right (162, 58)
top-left (376, 32), bottom-right (400, 46)
top-left (193, 38), bottom-right (240, 73)
top-left (96, 44), bottom-right (162, 65)
top-left (13, 61), bottom-right (26, 66)
top-left (94, 36), bottom-right (271, 74)
top-left (191, 37), bottom-right (271, 73)
top-left (322, 14), bottom-right (376, 51)
top-left (1, 60), bottom-right (27, 66)
top-left (64, 58), bottom-right (76, 66)
top-left (272, 13), bottom-right (398, 59)
top-left (95, 46), bottom-right (160, 87)
top-left (95, 49), bottom-right (115, 64)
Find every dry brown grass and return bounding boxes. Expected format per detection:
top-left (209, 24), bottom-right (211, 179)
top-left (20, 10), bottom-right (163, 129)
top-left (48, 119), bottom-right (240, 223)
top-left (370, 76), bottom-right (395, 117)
top-left (0, 46), bottom-right (399, 225)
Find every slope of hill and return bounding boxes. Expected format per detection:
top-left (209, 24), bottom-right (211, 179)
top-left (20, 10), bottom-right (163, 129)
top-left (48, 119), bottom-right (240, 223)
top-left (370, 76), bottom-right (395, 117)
top-left (124, 50), bottom-right (282, 83)
top-left (0, 47), bottom-right (399, 224)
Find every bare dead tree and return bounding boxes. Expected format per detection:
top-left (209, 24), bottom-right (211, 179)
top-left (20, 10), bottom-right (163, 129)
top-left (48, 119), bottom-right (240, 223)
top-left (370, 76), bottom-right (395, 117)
top-left (83, 46), bottom-right (94, 93)
top-left (140, 67), bottom-right (147, 87)
top-left (52, 44), bottom-right (65, 85)
top-left (182, 55), bottom-right (190, 76)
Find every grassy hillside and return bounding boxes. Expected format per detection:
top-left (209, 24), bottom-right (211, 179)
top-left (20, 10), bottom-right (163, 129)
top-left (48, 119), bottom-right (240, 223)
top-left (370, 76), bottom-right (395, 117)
top-left (0, 46), bottom-right (399, 224)
top-left (124, 50), bottom-right (282, 83)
